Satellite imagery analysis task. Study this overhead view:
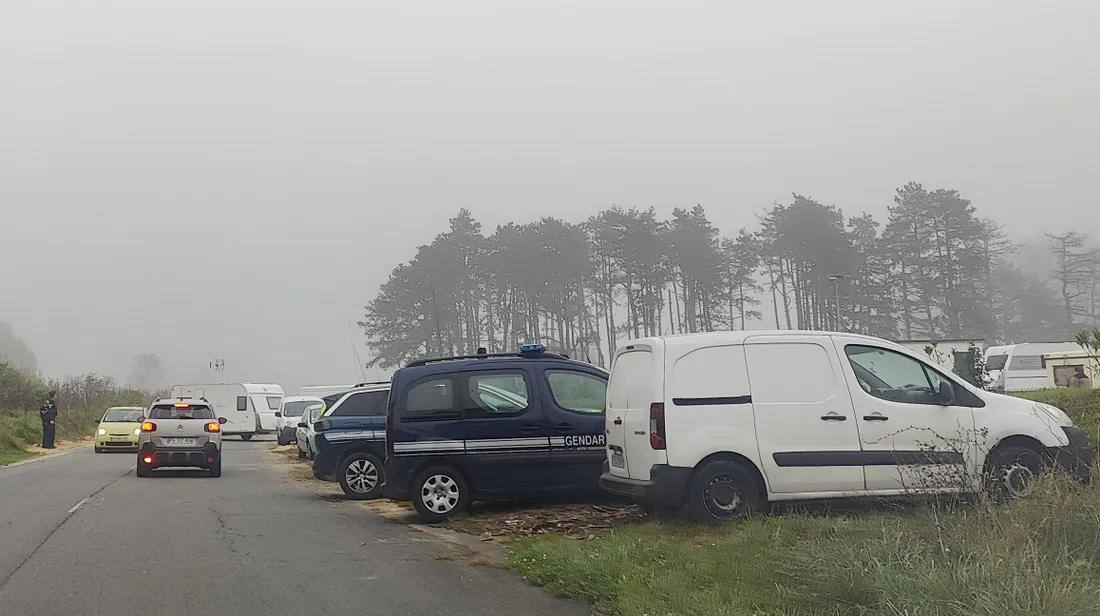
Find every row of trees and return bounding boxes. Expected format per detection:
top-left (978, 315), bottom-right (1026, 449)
top-left (360, 183), bottom-right (1100, 368)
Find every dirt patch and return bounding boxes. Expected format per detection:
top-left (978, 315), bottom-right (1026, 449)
top-left (25, 436), bottom-right (93, 454)
top-left (446, 500), bottom-right (649, 540)
top-left (267, 444), bottom-right (340, 491)
top-left (358, 498), bottom-right (416, 521)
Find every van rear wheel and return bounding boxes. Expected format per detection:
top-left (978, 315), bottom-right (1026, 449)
top-left (687, 461), bottom-right (761, 524)
top-left (412, 465), bottom-right (470, 523)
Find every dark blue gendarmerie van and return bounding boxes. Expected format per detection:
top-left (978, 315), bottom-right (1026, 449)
top-left (382, 344), bottom-right (609, 523)
top-left (311, 382), bottom-right (390, 499)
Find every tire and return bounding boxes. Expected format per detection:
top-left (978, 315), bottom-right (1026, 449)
top-left (411, 465), bottom-right (470, 523)
top-left (297, 447), bottom-right (306, 460)
top-left (986, 445), bottom-right (1044, 501)
top-left (276, 431), bottom-right (289, 446)
top-left (241, 434), bottom-right (254, 441)
top-left (687, 461), bottom-right (762, 524)
top-left (94, 447), bottom-right (104, 454)
top-left (338, 452), bottom-right (384, 500)
top-left (209, 457), bottom-right (222, 478)
top-left (136, 463), bottom-right (151, 478)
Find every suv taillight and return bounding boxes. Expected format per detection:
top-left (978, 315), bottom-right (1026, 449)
top-left (204, 422), bottom-right (220, 433)
top-left (141, 421), bottom-right (156, 432)
top-left (649, 403), bottom-right (665, 450)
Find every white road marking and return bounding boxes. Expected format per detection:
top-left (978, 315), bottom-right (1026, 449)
top-left (67, 497), bottom-right (89, 514)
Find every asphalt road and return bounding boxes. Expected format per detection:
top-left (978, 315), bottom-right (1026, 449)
top-left (0, 438), bottom-right (590, 616)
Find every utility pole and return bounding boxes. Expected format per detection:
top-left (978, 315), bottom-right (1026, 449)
top-left (828, 274), bottom-right (845, 331)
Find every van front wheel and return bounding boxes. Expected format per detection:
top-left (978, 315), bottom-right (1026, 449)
top-left (412, 465), bottom-right (470, 523)
top-left (687, 461), bottom-right (761, 524)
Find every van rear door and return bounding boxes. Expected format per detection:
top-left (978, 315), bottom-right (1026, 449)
top-left (606, 343), bottom-right (662, 479)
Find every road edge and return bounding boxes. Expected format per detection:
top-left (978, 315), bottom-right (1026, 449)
top-left (0, 444), bottom-right (89, 469)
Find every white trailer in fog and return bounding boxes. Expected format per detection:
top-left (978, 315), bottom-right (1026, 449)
top-left (171, 383), bottom-right (284, 440)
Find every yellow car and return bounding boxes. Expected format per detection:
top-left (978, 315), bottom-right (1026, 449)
top-left (93, 406), bottom-right (147, 453)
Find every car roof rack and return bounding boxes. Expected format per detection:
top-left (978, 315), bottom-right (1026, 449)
top-left (405, 344), bottom-right (568, 368)
top-left (352, 380), bottom-right (390, 387)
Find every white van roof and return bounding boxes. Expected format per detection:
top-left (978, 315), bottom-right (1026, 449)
top-left (618, 330), bottom-right (914, 356)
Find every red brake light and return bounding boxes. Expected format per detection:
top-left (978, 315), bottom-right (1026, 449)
top-left (142, 455), bottom-right (153, 464)
top-left (141, 421), bottom-right (156, 432)
top-left (173, 403), bottom-right (190, 408)
top-left (205, 422), bottom-right (220, 433)
top-left (649, 403), bottom-right (666, 450)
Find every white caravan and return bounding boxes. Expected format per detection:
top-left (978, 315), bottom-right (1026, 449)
top-left (299, 385), bottom-right (354, 398)
top-left (984, 343), bottom-right (1080, 392)
top-left (171, 383), bottom-right (284, 440)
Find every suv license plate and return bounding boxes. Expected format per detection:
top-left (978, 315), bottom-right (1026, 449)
top-left (165, 438), bottom-right (195, 446)
top-left (611, 450), bottom-right (624, 468)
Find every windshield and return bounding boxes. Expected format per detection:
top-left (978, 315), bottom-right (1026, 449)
top-left (281, 400), bottom-right (315, 417)
top-left (102, 409), bottom-right (144, 422)
top-left (985, 354), bottom-right (1008, 371)
top-left (148, 405), bottom-right (215, 420)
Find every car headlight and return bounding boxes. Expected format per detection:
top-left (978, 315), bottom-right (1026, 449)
top-left (134, 428), bottom-right (142, 435)
top-left (97, 428), bottom-right (106, 435)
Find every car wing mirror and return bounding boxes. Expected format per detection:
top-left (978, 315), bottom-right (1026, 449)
top-left (274, 412), bottom-right (282, 417)
top-left (217, 417), bottom-right (227, 424)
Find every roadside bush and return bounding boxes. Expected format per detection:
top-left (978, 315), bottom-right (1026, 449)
top-left (0, 361), bottom-right (149, 462)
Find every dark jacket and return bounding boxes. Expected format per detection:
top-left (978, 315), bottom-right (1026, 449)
top-left (40, 399), bottom-right (58, 424)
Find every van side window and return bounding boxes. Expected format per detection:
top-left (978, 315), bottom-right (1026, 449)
top-left (236, 396), bottom-right (248, 411)
top-left (331, 391), bottom-right (388, 417)
top-left (845, 345), bottom-right (943, 406)
top-left (465, 372), bottom-right (530, 418)
top-left (400, 377), bottom-right (457, 421)
top-left (546, 371), bottom-right (607, 414)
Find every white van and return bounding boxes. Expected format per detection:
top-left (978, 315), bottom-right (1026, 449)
top-left (600, 331), bottom-right (1092, 523)
top-left (171, 383), bottom-right (284, 440)
top-left (984, 342), bottom-right (1080, 392)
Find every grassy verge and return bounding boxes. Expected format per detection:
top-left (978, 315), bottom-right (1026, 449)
top-left (507, 389), bottom-right (1100, 616)
top-left (0, 409), bottom-right (103, 464)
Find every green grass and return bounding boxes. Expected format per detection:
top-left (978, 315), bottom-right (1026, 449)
top-left (0, 409), bottom-right (102, 465)
top-left (507, 389), bottom-right (1100, 616)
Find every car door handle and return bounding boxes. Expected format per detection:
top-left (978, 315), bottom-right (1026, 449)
top-left (553, 422), bottom-right (572, 431)
top-left (613, 418), bottom-right (623, 425)
top-left (863, 414), bottom-right (889, 421)
top-left (820, 413), bottom-right (847, 421)
top-left (518, 424), bottom-right (541, 433)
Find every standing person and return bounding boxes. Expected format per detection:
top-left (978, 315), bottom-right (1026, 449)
top-left (40, 391), bottom-right (58, 449)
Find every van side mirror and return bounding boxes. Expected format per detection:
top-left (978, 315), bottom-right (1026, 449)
top-left (274, 412), bottom-right (282, 417)
top-left (297, 422), bottom-right (307, 428)
top-left (936, 381), bottom-right (955, 405)
top-left (218, 417), bottom-right (227, 424)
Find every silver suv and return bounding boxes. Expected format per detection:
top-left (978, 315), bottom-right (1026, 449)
top-left (137, 398), bottom-right (226, 477)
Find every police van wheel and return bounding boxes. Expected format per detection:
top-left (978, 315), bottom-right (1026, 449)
top-left (412, 465), bottom-right (470, 523)
top-left (338, 453), bottom-right (383, 500)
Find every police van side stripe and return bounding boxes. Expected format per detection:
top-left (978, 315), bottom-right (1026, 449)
top-left (393, 440), bottom-right (466, 453)
top-left (465, 437), bottom-right (549, 451)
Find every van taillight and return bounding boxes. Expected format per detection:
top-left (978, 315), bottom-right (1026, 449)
top-left (649, 402), bottom-right (666, 450)
top-left (385, 398), bottom-right (395, 457)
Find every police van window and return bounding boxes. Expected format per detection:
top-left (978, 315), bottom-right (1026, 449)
top-left (236, 396), bottom-right (248, 411)
top-left (331, 390), bottom-right (389, 417)
top-left (400, 377), bottom-right (457, 421)
top-left (465, 372), bottom-right (530, 418)
top-left (546, 370), bottom-right (607, 414)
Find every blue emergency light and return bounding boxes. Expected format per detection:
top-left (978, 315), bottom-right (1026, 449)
top-left (519, 343), bottom-right (545, 354)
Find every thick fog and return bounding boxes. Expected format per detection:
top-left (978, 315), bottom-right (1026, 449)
top-left (1, 1), bottom-right (1097, 390)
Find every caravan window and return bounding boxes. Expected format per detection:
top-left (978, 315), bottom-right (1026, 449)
top-left (985, 354), bottom-right (1007, 371)
top-left (1009, 355), bottom-right (1043, 371)
top-left (236, 396), bottom-right (248, 411)
top-left (266, 396), bottom-right (282, 410)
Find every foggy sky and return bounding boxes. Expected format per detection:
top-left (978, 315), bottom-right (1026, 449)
top-left (2, 1), bottom-right (1097, 391)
